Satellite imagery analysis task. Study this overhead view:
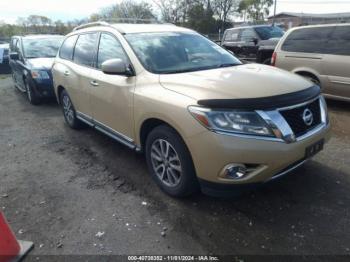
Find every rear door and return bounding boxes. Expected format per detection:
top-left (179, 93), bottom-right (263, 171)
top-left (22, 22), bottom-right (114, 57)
top-left (89, 32), bottom-right (135, 141)
top-left (221, 29), bottom-right (240, 54)
top-left (277, 27), bottom-right (332, 78)
top-left (12, 38), bottom-right (26, 90)
top-left (239, 28), bottom-right (259, 61)
top-left (69, 32), bottom-right (99, 117)
top-left (322, 25), bottom-right (350, 99)
top-left (9, 38), bottom-right (18, 78)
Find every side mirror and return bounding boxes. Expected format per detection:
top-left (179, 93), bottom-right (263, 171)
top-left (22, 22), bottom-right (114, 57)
top-left (101, 58), bottom-right (134, 76)
top-left (9, 52), bottom-right (19, 60)
top-left (250, 38), bottom-right (258, 45)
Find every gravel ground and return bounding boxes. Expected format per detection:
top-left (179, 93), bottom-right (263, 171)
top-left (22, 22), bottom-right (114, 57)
top-left (0, 75), bottom-right (350, 260)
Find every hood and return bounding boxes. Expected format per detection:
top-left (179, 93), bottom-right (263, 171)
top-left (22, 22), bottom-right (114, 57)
top-left (159, 64), bottom-right (312, 102)
top-left (27, 57), bottom-right (55, 70)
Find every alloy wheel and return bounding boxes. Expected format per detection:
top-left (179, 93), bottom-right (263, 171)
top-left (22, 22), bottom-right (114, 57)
top-left (150, 139), bottom-right (182, 187)
top-left (62, 95), bottom-right (74, 125)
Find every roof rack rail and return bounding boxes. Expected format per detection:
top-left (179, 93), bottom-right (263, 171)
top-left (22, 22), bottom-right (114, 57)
top-left (73, 19), bottom-right (174, 32)
top-left (73, 21), bottom-right (110, 31)
top-left (103, 18), bottom-right (161, 24)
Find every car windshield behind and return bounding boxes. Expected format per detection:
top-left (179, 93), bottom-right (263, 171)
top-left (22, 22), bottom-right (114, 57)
top-left (254, 26), bottom-right (284, 40)
top-left (125, 32), bottom-right (241, 74)
top-left (23, 37), bottom-right (63, 58)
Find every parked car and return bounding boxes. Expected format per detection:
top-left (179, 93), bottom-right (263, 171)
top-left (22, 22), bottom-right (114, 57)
top-left (9, 35), bottom-right (64, 104)
top-left (221, 25), bottom-right (285, 64)
top-left (53, 22), bottom-right (330, 197)
top-left (0, 42), bottom-right (10, 74)
top-left (272, 24), bottom-right (350, 102)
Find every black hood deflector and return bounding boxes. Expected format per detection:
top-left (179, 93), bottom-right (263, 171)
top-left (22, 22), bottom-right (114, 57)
top-left (197, 85), bottom-right (320, 110)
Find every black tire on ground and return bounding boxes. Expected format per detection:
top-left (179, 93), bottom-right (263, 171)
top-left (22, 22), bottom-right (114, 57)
top-left (145, 125), bottom-right (199, 197)
top-left (59, 89), bottom-right (85, 129)
top-left (25, 79), bottom-right (41, 105)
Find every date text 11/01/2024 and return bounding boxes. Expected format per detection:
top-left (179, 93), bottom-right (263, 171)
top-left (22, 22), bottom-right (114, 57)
top-left (127, 255), bottom-right (220, 261)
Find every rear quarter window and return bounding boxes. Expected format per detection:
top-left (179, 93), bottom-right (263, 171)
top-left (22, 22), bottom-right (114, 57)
top-left (59, 35), bottom-right (78, 60)
top-left (224, 29), bottom-right (239, 41)
top-left (326, 26), bottom-right (350, 56)
top-left (282, 26), bottom-right (335, 54)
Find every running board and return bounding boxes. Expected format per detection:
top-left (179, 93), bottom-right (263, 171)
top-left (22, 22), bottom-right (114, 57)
top-left (76, 112), bottom-right (138, 150)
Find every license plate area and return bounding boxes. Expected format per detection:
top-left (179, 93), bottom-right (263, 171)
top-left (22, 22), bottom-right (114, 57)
top-left (305, 139), bottom-right (324, 158)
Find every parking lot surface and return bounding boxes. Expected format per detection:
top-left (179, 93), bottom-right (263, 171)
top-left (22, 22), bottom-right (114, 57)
top-left (0, 75), bottom-right (350, 257)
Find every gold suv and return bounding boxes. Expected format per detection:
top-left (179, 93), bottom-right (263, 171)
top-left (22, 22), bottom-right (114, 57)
top-left (52, 22), bottom-right (330, 197)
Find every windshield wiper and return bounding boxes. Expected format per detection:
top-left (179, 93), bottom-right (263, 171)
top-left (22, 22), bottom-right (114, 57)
top-left (217, 63), bottom-right (239, 68)
top-left (161, 67), bottom-right (212, 74)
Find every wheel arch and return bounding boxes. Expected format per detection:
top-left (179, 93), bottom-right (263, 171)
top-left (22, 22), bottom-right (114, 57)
top-left (56, 85), bottom-right (65, 104)
top-left (139, 118), bottom-right (185, 153)
top-left (292, 68), bottom-right (320, 81)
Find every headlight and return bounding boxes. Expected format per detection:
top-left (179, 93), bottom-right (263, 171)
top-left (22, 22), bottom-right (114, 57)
top-left (188, 106), bottom-right (273, 137)
top-left (31, 70), bottom-right (50, 79)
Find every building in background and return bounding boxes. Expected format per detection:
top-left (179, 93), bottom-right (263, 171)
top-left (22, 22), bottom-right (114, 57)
top-left (268, 12), bottom-right (350, 29)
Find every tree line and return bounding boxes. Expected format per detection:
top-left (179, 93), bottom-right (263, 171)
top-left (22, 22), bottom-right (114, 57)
top-left (0, 0), bottom-right (274, 39)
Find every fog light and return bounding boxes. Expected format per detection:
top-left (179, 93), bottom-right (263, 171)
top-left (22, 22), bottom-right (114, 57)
top-left (223, 164), bottom-right (247, 179)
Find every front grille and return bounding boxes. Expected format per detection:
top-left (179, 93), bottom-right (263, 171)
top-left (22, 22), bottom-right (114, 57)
top-left (279, 98), bottom-right (321, 137)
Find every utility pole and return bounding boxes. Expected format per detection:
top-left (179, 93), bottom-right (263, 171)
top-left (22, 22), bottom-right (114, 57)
top-left (272, 0), bottom-right (277, 26)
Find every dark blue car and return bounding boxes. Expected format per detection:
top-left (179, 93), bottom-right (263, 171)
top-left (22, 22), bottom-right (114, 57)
top-left (9, 35), bottom-right (63, 105)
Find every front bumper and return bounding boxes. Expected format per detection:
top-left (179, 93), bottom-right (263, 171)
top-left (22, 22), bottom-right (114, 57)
top-left (186, 122), bottom-right (331, 193)
top-left (29, 77), bottom-right (55, 98)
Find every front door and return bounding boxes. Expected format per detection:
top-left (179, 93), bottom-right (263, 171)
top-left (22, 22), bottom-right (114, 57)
top-left (89, 32), bottom-right (135, 141)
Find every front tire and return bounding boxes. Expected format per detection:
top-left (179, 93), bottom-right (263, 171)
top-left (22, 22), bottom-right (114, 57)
top-left (25, 80), bottom-right (41, 105)
top-left (60, 89), bottom-right (84, 129)
top-left (145, 125), bottom-right (199, 197)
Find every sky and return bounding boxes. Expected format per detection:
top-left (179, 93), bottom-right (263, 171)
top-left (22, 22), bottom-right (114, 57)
top-left (0, 0), bottom-right (350, 24)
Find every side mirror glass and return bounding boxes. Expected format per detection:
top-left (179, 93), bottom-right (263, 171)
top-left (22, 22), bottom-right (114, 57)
top-left (250, 38), bottom-right (258, 45)
top-left (9, 52), bottom-right (19, 60)
top-left (101, 58), bottom-right (133, 76)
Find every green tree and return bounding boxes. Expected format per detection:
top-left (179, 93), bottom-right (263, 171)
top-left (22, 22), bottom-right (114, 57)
top-left (214, 0), bottom-right (239, 32)
top-left (100, 0), bottom-right (156, 22)
top-left (186, 1), bottom-right (216, 34)
top-left (238, 0), bottom-right (273, 22)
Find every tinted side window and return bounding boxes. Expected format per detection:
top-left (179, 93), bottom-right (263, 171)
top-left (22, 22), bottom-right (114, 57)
top-left (282, 27), bottom-right (334, 53)
top-left (97, 33), bottom-right (128, 69)
top-left (59, 35), bottom-right (78, 60)
top-left (224, 29), bottom-right (239, 41)
top-left (240, 28), bottom-right (257, 42)
top-left (327, 26), bottom-right (350, 56)
top-left (15, 40), bottom-right (23, 58)
top-left (10, 38), bottom-right (18, 51)
top-left (73, 33), bottom-right (98, 66)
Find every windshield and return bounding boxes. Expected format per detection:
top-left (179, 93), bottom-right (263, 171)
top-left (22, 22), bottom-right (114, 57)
top-left (125, 32), bottom-right (241, 74)
top-left (254, 26), bottom-right (284, 40)
top-left (23, 37), bottom-right (63, 58)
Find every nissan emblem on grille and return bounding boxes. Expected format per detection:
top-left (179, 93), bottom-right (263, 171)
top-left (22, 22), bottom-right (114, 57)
top-left (302, 108), bottom-right (314, 126)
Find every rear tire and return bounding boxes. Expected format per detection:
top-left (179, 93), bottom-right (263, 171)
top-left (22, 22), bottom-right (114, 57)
top-left (145, 125), bottom-right (199, 197)
top-left (25, 80), bottom-right (41, 105)
top-left (60, 89), bottom-right (85, 129)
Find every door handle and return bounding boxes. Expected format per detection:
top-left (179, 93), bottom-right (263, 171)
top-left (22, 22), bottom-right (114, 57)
top-left (90, 80), bottom-right (99, 86)
top-left (64, 71), bottom-right (70, 76)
